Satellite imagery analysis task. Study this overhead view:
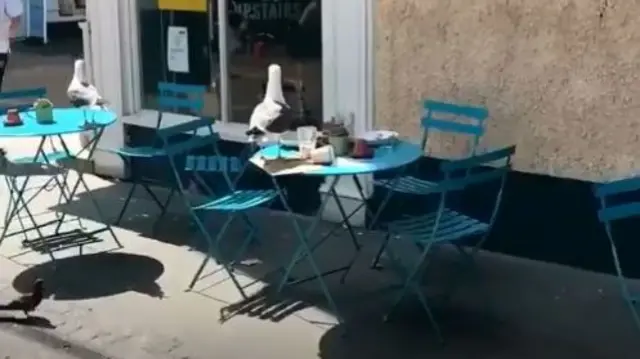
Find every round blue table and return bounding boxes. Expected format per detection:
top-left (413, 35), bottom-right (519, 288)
top-left (0, 108), bottom-right (116, 137)
top-left (254, 141), bottom-right (422, 176)
top-left (0, 108), bottom-right (120, 261)
top-left (250, 141), bottom-right (422, 323)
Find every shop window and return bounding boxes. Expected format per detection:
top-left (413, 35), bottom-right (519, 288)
top-left (137, 0), bottom-right (322, 126)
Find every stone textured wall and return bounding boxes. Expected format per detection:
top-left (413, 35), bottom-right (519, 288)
top-left (375, 0), bottom-right (640, 180)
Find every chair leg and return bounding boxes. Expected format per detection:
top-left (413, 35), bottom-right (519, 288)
top-left (141, 183), bottom-right (165, 209)
top-left (151, 188), bottom-right (175, 235)
top-left (4, 178), bottom-right (29, 243)
top-left (229, 216), bottom-right (260, 266)
top-left (371, 231), bottom-right (392, 269)
top-left (619, 280), bottom-right (640, 334)
top-left (237, 212), bottom-right (261, 247)
top-left (114, 182), bottom-right (138, 225)
top-left (384, 244), bottom-right (444, 343)
top-left (628, 298), bottom-right (640, 333)
top-left (187, 213), bottom-right (248, 299)
top-left (76, 174), bottom-right (122, 249)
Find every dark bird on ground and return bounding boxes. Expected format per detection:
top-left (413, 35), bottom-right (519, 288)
top-left (0, 279), bottom-right (45, 316)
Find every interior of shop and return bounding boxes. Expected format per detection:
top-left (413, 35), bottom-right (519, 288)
top-left (138, 0), bottom-right (322, 125)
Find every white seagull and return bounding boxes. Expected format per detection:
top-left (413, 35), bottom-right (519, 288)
top-left (246, 64), bottom-right (294, 158)
top-left (67, 59), bottom-right (107, 109)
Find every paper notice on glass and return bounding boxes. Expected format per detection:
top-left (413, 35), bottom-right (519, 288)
top-left (167, 26), bottom-right (189, 73)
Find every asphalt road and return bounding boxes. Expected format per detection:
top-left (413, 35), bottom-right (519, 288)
top-left (4, 24), bottom-right (82, 104)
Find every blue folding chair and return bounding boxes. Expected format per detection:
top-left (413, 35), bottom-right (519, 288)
top-left (153, 118), bottom-right (276, 296)
top-left (381, 145), bottom-right (515, 342)
top-left (593, 177), bottom-right (640, 333)
top-left (0, 88), bottom-right (74, 242)
top-left (371, 100), bottom-right (489, 268)
top-left (109, 83), bottom-right (205, 233)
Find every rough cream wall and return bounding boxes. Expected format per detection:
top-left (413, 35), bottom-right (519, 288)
top-left (375, 0), bottom-right (640, 180)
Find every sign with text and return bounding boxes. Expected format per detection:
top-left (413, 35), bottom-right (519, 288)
top-left (158, 0), bottom-right (207, 12)
top-left (230, 0), bottom-right (306, 21)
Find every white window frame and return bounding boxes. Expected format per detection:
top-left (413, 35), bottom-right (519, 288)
top-left (89, 0), bottom-right (375, 224)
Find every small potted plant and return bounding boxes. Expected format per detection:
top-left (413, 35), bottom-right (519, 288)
top-left (33, 98), bottom-right (54, 124)
top-left (323, 116), bottom-right (350, 156)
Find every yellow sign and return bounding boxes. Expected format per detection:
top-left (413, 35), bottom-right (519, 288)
top-left (158, 0), bottom-right (207, 12)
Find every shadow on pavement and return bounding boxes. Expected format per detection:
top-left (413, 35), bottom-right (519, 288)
top-left (12, 252), bottom-right (165, 300)
top-left (49, 182), bottom-right (196, 247)
top-left (217, 286), bottom-right (312, 324)
top-left (0, 315), bottom-right (56, 329)
top-left (48, 180), bottom-right (640, 358)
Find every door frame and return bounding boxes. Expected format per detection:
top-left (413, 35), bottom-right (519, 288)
top-left (319, 0), bottom-right (375, 226)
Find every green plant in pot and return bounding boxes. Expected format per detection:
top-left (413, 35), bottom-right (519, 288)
top-left (33, 98), bottom-right (54, 124)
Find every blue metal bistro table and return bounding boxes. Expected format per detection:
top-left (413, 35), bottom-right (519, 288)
top-left (0, 108), bottom-right (121, 260)
top-left (249, 141), bottom-right (422, 322)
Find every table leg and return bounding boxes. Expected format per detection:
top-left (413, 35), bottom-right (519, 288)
top-left (0, 137), bottom-right (55, 260)
top-left (272, 177), bottom-right (343, 322)
top-left (272, 176), bottom-right (344, 322)
top-left (368, 167), bottom-right (408, 269)
top-left (283, 174), bottom-right (378, 285)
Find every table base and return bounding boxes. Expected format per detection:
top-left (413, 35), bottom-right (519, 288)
top-left (0, 130), bottom-right (122, 261)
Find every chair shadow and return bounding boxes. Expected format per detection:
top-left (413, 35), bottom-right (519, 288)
top-left (217, 286), bottom-right (311, 324)
top-left (12, 252), bottom-right (165, 300)
top-left (0, 315), bottom-right (56, 329)
top-left (48, 181), bottom-right (196, 247)
top-left (20, 229), bottom-right (104, 255)
top-left (48, 182), bottom-right (409, 324)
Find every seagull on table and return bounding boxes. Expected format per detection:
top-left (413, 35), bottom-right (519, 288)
top-left (246, 64), bottom-right (295, 159)
top-left (67, 59), bottom-right (107, 109)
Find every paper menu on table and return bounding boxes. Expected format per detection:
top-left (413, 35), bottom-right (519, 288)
top-left (167, 26), bottom-right (189, 73)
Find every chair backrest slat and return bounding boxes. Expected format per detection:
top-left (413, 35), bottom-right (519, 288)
top-left (0, 87), bottom-right (47, 114)
top-left (157, 117), bottom-right (214, 139)
top-left (424, 100), bottom-right (489, 120)
top-left (157, 82), bottom-right (206, 115)
top-left (422, 100), bottom-right (488, 133)
top-left (594, 176), bottom-right (640, 198)
top-left (438, 145), bottom-right (516, 192)
top-left (422, 118), bottom-right (484, 137)
top-left (442, 145), bottom-right (516, 172)
top-left (598, 202), bottom-right (640, 222)
top-left (163, 135), bottom-right (217, 156)
top-left (442, 166), bottom-right (509, 191)
top-left (420, 99), bottom-right (489, 155)
top-left (158, 97), bottom-right (204, 112)
top-left (157, 117), bottom-right (218, 156)
top-left (158, 83), bottom-right (206, 94)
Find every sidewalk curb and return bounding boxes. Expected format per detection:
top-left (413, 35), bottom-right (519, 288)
top-left (2, 323), bottom-right (112, 359)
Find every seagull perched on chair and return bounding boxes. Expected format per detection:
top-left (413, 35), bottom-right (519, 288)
top-left (246, 64), bottom-right (296, 158)
top-left (67, 59), bottom-right (107, 109)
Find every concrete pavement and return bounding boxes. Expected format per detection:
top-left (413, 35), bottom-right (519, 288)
top-left (0, 135), bottom-right (639, 358)
top-left (0, 328), bottom-right (81, 359)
